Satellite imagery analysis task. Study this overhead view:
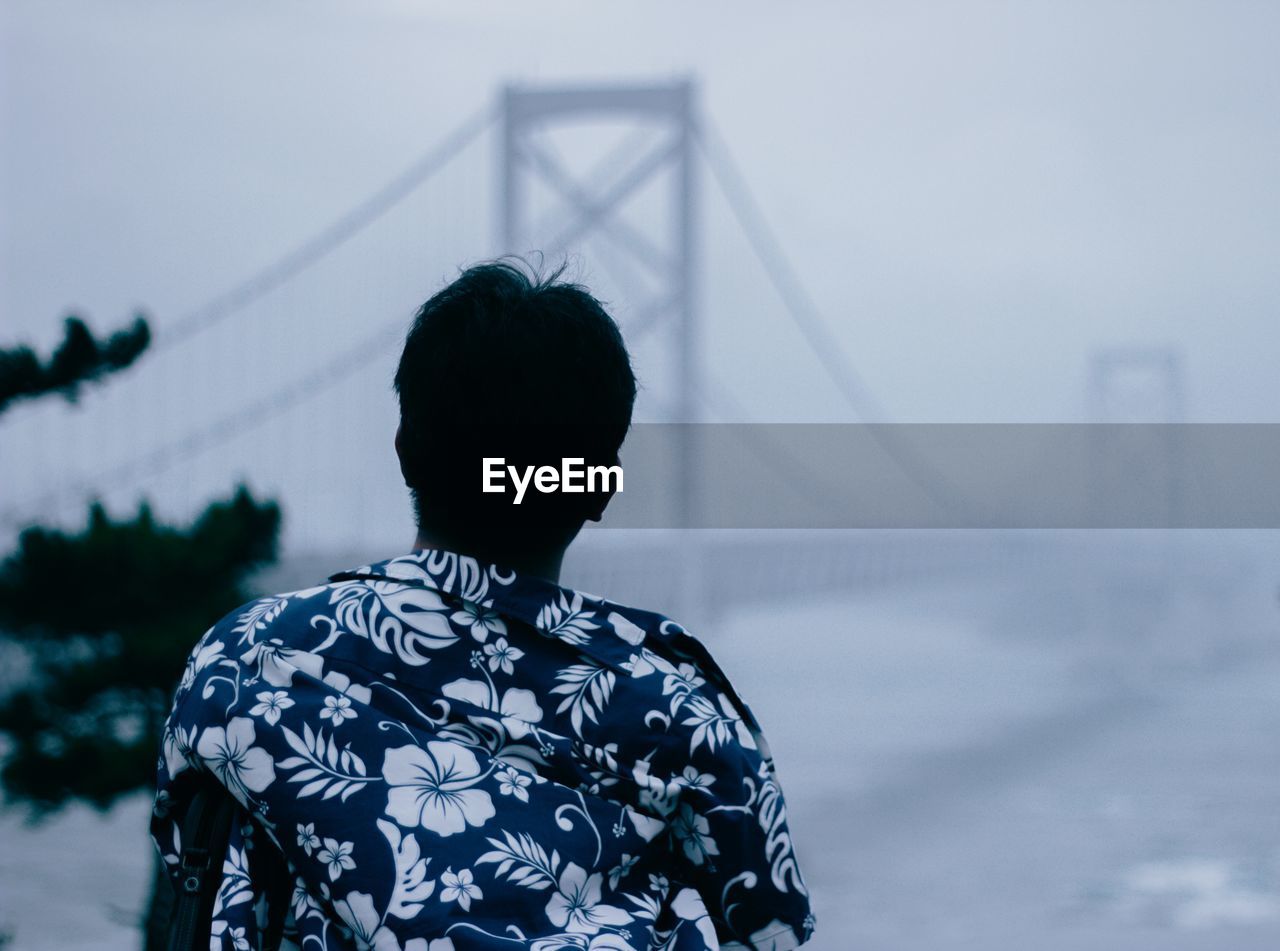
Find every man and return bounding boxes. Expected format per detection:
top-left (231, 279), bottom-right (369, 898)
top-left (153, 261), bottom-right (814, 950)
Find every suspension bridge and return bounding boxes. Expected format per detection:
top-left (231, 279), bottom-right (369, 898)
top-left (0, 81), bottom-right (1198, 618)
top-left (2, 85), bottom-right (927, 521)
top-left (3, 83), bottom-right (1277, 951)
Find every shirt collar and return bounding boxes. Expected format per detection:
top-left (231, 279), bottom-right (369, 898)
top-left (328, 548), bottom-right (678, 675)
top-left (329, 548), bottom-right (767, 748)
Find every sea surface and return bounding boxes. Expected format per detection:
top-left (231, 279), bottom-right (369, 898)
top-left (1, 534), bottom-right (1277, 949)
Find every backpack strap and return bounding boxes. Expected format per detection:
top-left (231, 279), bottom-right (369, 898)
top-left (165, 776), bottom-right (238, 951)
top-left (257, 819), bottom-right (292, 950)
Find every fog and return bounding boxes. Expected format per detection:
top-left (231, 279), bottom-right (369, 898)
top-left (1, 2), bottom-right (1279, 949)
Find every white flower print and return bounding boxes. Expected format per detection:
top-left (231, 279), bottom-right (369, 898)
top-left (483, 636), bottom-right (524, 675)
top-left (321, 694), bottom-right (357, 727)
top-left (441, 679), bottom-right (544, 740)
top-left (378, 818), bottom-right (437, 921)
top-left (550, 663), bottom-right (615, 737)
top-left (624, 806), bottom-right (666, 842)
top-left (232, 596), bottom-right (288, 646)
top-left (239, 638), bottom-right (324, 688)
top-left (605, 611), bottom-right (646, 646)
top-left (195, 717), bottom-right (275, 805)
top-left (494, 765), bottom-right (532, 802)
top-left (317, 837), bottom-right (356, 881)
top-left (291, 876), bottom-right (321, 924)
top-left (420, 550), bottom-right (496, 602)
top-left (630, 760), bottom-right (678, 817)
top-left (607, 853), bottom-right (638, 890)
top-left (680, 692), bottom-right (757, 753)
top-left (620, 652), bottom-right (653, 678)
top-left (357, 581), bottom-right (460, 663)
top-left (381, 741), bottom-right (496, 837)
top-left (544, 862), bottom-right (634, 934)
top-left (439, 867), bottom-right (483, 911)
top-left (178, 636), bottom-right (225, 693)
top-left (333, 890), bottom-right (395, 951)
top-left (297, 822), bottom-right (320, 856)
top-left (154, 552), bottom-right (814, 951)
top-left (163, 723), bottom-right (195, 781)
top-left (675, 765), bottom-right (715, 792)
top-left (451, 600), bottom-right (507, 643)
top-left (662, 662), bottom-right (705, 701)
top-left (210, 920), bottom-right (250, 951)
top-left (672, 887), bottom-right (720, 948)
top-left (671, 803), bottom-right (720, 867)
top-left (535, 592), bottom-right (600, 646)
top-left (323, 670), bottom-right (373, 706)
top-left (249, 690), bottom-right (293, 726)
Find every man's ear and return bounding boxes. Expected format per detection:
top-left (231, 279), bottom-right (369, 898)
top-left (395, 423), bottom-right (411, 486)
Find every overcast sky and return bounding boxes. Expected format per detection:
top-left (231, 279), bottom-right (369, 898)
top-left (3, 0), bottom-right (1279, 549)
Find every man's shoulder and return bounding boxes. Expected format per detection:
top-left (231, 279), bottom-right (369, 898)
top-left (183, 554), bottom-right (759, 753)
top-left (201, 579), bottom-right (341, 646)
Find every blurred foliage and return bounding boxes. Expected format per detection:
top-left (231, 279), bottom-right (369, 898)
top-left (0, 313), bottom-right (282, 816)
top-left (0, 314), bottom-right (150, 416)
top-left (0, 489), bottom-right (280, 811)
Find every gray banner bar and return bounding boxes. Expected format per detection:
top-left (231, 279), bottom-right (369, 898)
top-left (589, 424), bottom-right (1280, 528)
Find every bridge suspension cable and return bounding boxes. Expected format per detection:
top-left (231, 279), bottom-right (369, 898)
top-left (695, 116), bottom-right (985, 522)
top-left (693, 117), bottom-right (888, 424)
top-left (2, 107), bottom-right (494, 529)
top-left (1, 317), bottom-right (408, 529)
top-left (6, 96), bottom-right (986, 532)
top-left (155, 104), bottom-right (495, 353)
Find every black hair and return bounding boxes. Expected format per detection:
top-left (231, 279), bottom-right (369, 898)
top-left (394, 259), bottom-right (637, 553)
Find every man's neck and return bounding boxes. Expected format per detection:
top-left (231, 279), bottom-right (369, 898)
top-left (412, 532), bottom-right (566, 584)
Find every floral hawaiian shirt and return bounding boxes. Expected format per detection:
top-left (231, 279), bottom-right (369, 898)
top-left (152, 548), bottom-right (814, 951)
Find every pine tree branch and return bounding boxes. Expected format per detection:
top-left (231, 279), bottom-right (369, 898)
top-left (0, 315), bottom-right (151, 417)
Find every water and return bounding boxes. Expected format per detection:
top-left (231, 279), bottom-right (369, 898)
top-left (1, 534), bottom-right (1276, 949)
top-left (726, 577), bottom-right (1280, 949)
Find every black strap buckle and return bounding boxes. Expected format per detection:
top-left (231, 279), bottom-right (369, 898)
top-left (175, 847), bottom-right (212, 894)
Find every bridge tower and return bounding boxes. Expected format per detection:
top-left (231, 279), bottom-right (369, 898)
top-left (497, 81), bottom-right (700, 515)
top-left (497, 81), bottom-right (702, 616)
top-left (497, 82), bottom-right (698, 419)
